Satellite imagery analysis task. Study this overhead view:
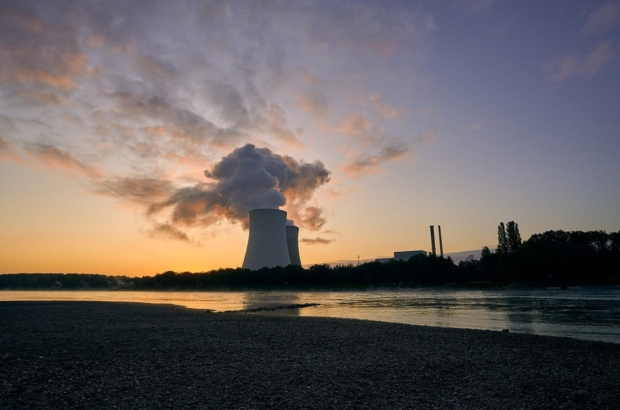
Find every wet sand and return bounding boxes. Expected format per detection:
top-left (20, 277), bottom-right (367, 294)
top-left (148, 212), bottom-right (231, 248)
top-left (1, 301), bottom-right (619, 409)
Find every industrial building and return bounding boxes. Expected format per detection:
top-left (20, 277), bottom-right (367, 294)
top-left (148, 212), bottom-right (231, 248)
top-left (242, 209), bottom-right (443, 269)
top-left (242, 208), bottom-right (302, 270)
top-left (375, 225), bottom-right (444, 262)
top-left (394, 250), bottom-right (427, 260)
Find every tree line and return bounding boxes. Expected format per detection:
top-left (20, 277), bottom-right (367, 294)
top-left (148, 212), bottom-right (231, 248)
top-left (1, 223), bottom-right (618, 290)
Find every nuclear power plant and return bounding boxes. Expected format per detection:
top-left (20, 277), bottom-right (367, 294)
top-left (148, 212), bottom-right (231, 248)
top-left (242, 208), bottom-right (302, 270)
top-left (242, 208), bottom-right (443, 269)
top-left (286, 224), bottom-right (302, 266)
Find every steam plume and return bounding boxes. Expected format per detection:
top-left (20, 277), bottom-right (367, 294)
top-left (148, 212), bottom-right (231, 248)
top-left (149, 144), bottom-right (330, 230)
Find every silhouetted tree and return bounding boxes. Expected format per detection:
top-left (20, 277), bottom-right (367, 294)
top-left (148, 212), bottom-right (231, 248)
top-left (506, 221), bottom-right (522, 254)
top-left (497, 223), bottom-right (508, 254)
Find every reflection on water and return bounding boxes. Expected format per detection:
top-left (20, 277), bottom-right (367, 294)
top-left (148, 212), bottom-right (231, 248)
top-left (1, 288), bottom-right (619, 343)
top-left (242, 292), bottom-right (300, 316)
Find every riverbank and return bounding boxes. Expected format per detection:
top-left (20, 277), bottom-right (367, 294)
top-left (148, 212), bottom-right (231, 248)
top-left (1, 302), bottom-right (619, 409)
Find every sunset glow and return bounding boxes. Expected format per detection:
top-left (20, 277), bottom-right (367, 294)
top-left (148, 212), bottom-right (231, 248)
top-left (1, 0), bottom-right (619, 276)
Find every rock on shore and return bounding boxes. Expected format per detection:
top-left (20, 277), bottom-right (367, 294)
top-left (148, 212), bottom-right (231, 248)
top-left (1, 301), bottom-right (619, 409)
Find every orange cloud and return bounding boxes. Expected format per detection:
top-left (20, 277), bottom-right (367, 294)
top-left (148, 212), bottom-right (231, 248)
top-left (331, 112), bottom-right (375, 136)
top-left (296, 92), bottom-right (328, 120)
top-left (369, 93), bottom-right (402, 120)
top-left (301, 237), bottom-right (334, 245)
top-left (341, 143), bottom-right (408, 178)
top-left (148, 223), bottom-right (191, 243)
top-left (94, 177), bottom-right (176, 205)
top-left (25, 143), bottom-right (101, 179)
top-left (4, 69), bottom-right (79, 90)
top-left (0, 137), bottom-right (22, 163)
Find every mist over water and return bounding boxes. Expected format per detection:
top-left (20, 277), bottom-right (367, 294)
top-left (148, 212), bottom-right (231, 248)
top-left (2, 288), bottom-right (619, 344)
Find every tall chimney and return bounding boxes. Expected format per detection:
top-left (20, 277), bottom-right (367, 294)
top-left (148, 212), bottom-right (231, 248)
top-left (430, 225), bottom-right (436, 256)
top-left (438, 225), bottom-right (444, 257)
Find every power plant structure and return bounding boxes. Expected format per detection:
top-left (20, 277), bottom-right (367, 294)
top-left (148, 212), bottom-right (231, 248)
top-left (429, 225), bottom-right (444, 257)
top-left (438, 225), bottom-right (444, 257)
top-left (242, 209), bottom-right (442, 269)
top-left (377, 225), bottom-right (445, 263)
top-left (242, 208), bottom-right (302, 270)
top-left (286, 224), bottom-right (302, 266)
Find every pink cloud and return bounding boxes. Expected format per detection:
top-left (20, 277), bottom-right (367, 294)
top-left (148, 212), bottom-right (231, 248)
top-left (331, 112), bottom-right (375, 137)
top-left (368, 93), bottom-right (402, 120)
top-left (415, 132), bottom-right (438, 144)
top-left (582, 4), bottom-right (620, 35)
top-left (544, 41), bottom-right (616, 82)
top-left (341, 143), bottom-right (408, 178)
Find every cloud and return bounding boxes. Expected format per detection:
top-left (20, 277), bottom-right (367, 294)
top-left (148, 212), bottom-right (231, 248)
top-left (582, 4), bottom-right (620, 35)
top-left (415, 131), bottom-right (438, 144)
top-left (256, 104), bottom-right (303, 148)
top-left (108, 91), bottom-right (230, 146)
top-left (0, 137), bottom-right (22, 162)
top-left (296, 92), bottom-right (329, 120)
top-left (544, 41), bottom-right (616, 82)
top-left (459, 0), bottom-right (497, 15)
top-left (148, 223), bottom-right (191, 242)
top-left (0, 2), bottom-right (92, 91)
top-left (301, 237), bottom-right (334, 245)
top-left (341, 143), bottom-right (409, 177)
top-left (327, 109), bottom-right (411, 178)
top-left (24, 143), bottom-right (101, 179)
top-left (368, 94), bottom-right (402, 120)
top-left (293, 206), bottom-right (327, 231)
top-left (148, 144), bottom-right (331, 231)
top-left (302, 2), bottom-right (435, 57)
top-left (582, 41), bottom-right (617, 75)
top-left (93, 177), bottom-right (176, 205)
top-left (332, 113), bottom-right (376, 139)
top-left (204, 80), bottom-right (250, 126)
top-left (0, 0), bottom-right (435, 245)
top-left (9, 90), bottom-right (63, 106)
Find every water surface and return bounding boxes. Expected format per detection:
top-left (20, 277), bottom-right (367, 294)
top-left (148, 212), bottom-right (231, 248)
top-left (2, 288), bottom-right (618, 344)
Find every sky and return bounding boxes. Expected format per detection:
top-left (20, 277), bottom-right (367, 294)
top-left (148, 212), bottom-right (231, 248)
top-left (1, 0), bottom-right (619, 276)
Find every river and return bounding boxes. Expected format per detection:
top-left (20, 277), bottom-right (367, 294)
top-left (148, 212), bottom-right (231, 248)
top-left (2, 288), bottom-right (619, 344)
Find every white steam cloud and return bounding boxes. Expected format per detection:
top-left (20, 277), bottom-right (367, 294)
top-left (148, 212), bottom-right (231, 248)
top-left (148, 144), bottom-right (330, 230)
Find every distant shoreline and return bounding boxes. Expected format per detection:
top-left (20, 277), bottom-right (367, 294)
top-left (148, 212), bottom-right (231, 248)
top-left (0, 281), bottom-right (618, 291)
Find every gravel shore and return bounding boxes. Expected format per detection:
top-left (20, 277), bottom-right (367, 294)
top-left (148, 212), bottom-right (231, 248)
top-left (1, 301), bottom-right (619, 409)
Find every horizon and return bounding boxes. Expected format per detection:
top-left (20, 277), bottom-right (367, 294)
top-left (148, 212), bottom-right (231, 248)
top-left (1, 1), bottom-right (619, 276)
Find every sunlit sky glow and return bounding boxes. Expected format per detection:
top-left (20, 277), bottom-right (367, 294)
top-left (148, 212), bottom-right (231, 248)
top-left (1, 0), bottom-right (619, 276)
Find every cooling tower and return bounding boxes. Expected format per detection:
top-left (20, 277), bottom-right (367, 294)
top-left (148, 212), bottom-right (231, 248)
top-left (286, 225), bottom-right (302, 266)
top-left (242, 209), bottom-right (291, 270)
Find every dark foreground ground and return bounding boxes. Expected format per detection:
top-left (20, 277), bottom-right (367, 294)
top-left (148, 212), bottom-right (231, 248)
top-left (1, 302), bottom-right (619, 409)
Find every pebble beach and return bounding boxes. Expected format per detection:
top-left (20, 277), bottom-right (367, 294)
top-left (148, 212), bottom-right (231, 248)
top-left (1, 301), bottom-right (619, 409)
